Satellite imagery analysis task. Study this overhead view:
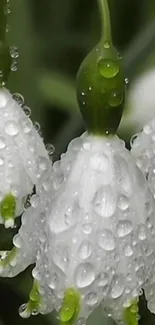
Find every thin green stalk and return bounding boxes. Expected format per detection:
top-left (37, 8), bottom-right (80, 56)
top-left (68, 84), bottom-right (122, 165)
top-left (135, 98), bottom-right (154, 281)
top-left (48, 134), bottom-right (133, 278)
top-left (98, 0), bottom-right (112, 43)
top-left (0, 0), bottom-right (7, 42)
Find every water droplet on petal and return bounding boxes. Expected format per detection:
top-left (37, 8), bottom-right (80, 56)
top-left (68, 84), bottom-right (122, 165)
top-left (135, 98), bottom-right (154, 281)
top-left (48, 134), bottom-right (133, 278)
top-left (46, 143), bottom-right (55, 156)
top-left (19, 303), bottom-right (30, 318)
top-left (93, 185), bottom-right (116, 218)
top-left (97, 272), bottom-right (109, 287)
top-left (5, 120), bottom-right (19, 136)
top-left (12, 93), bottom-right (24, 106)
top-left (111, 275), bottom-right (124, 298)
top-left (97, 229), bottom-right (115, 251)
top-left (78, 240), bottom-right (92, 259)
top-left (138, 224), bottom-right (147, 240)
top-left (34, 122), bottom-right (40, 132)
top-left (75, 263), bottom-right (95, 288)
top-left (118, 195), bottom-right (129, 210)
top-left (85, 292), bottom-right (98, 306)
top-left (49, 272), bottom-right (58, 289)
top-left (117, 220), bottom-right (133, 238)
top-left (98, 59), bottom-right (119, 79)
top-left (20, 117), bottom-right (33, 134)
top-left (23, 105), bottom-right (31, 117)
top-left (124, 244), bottom-right (133, 257)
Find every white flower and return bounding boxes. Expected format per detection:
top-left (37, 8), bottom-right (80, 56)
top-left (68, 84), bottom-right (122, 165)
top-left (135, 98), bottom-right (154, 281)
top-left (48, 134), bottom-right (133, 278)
top-left (120, 69), bottom-right (155, 134)
top-left (131, 118), bottom-right (155, 199)
top-left (0, 87), bottom-right (51, 228)
top-left (1, 133), bottom-right (155, 324)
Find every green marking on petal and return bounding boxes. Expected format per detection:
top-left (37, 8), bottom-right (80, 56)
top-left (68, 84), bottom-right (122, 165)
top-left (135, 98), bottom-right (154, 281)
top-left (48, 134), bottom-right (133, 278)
top-left (60, 288), bottom-right (81, 325)
top-left (28, 280), bottom-right (41, 313)
top-left (123, 299), bottom-right (139, 325)
top-left (19, 280), bottom-right (42, 318)
top-left (0, 247), bottom-right (18, 268)
top-left (0, 193), bottom-right (16, 226)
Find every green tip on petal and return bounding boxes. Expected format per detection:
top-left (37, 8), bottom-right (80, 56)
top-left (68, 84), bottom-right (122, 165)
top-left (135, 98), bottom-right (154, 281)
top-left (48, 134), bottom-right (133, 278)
top-left (76, 0), bottom-right (125, 136)
top-left (123, 299), bottom-right (139, 325)
top-left (0, 193), bottom-right (16, 227)
top-left (19, 280), bottom-right (41, 318)
top-left (60, 288), bottom-right (81, 325)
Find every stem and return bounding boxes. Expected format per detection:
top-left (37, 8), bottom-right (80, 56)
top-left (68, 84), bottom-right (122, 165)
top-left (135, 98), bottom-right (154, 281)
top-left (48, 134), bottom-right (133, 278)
top-left (98, 0), bottom-right (112, 43)
top-left (0, 0), bottom-right (7, 42)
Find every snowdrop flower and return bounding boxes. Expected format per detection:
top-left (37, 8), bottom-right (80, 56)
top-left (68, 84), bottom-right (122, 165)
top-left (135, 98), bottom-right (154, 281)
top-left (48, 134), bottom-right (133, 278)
top-left (1, 1), bottom-right (155, 325)
top-left (0, 87), bottom-right (51, 228)
top-left (121, 69), bottom-right (155, 135)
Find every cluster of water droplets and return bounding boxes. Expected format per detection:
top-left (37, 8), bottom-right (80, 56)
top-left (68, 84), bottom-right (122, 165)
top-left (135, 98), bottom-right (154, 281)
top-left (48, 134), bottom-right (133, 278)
top-left (10, 46), bottom-right (19, 72)
top-left (4, 132), bottom-right (153, 323)
top-left (0, 87), bottom-right (53, 227)
top-left (131, 118), bottom-right (155, 199)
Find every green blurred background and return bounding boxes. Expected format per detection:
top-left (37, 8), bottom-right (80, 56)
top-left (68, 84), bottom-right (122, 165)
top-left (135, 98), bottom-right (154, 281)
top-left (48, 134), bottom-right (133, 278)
top-left (1, 0), bottom-right (155, 324)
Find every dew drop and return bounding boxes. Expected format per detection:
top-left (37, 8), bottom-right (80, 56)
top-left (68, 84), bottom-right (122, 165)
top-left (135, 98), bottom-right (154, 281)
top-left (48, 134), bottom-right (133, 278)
top-left (130, 133), bottom-right (139, 147)
top-left (97, 272), bottom-right (109, 287)
top-left (10, 46), bottom-right (19, 59)
top-left (38, 156), bottom-right (49, 171)
top-left (11, 60), bottom-right (18, 72)
top-left (34, 122), bottom-right (40, 132)
top-left (23, 105), bottom-right (31, 117)
top-left (49, 272), bottom-right (58, 289)
top-left (98, 59), bottom-right (119, 79)
top-left (117, 220), bottom-right (133, 238)
top-left (78, 240), bottom-right (92, 259)
top-left (104, 41), bottom-right (110, 49)
top-left (46, 143), bottom-right (55, 156)
top-left (138, 224), bottom-right (147, 240)
top-left (13, 234), bottom-right (21, 248)
top-left (118, 195), bottom-right (129, 210)
top-left (107, 90), bottom-right (123, 107)
top-left (111, 275), bottom-right (124, 299)
top-left (82, 223), bottom-right (92, 234)
top-left (12, 93), bottom-right (24, 106)
top-left (125, 78), bottom-right (129, 85)
top-left (124, 244), bottom-right (133, 257)
top-left (97, 229), bottom-right (115, 251)
top-left (19, 304), bottom-right (28, 317)
top-left (93, 185), bottom-right (116, 218)
top-left (85, 292), bottom-right (98, 306)
top-left (20, 117), bottom-right (33, 134)
top-left (75, 263), bottom-right (95, 288)
top-left (5, 120), bottom-right (19, 136)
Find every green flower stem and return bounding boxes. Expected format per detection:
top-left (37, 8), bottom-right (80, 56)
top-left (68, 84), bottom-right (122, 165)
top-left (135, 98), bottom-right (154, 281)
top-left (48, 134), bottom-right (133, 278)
top-left (76, 0), bottom-right (125, 135)
top-left (0, 0), bottom-right (7, 42)
top-left (98, 0), bottom-right (112, 44)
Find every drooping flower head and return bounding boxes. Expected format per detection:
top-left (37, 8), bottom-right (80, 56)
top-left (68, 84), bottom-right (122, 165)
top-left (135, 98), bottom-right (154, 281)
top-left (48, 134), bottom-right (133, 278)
top-left (1, 1), bottom-right (155, 325)
top-left (0, 1), bottom-right (52, 228)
